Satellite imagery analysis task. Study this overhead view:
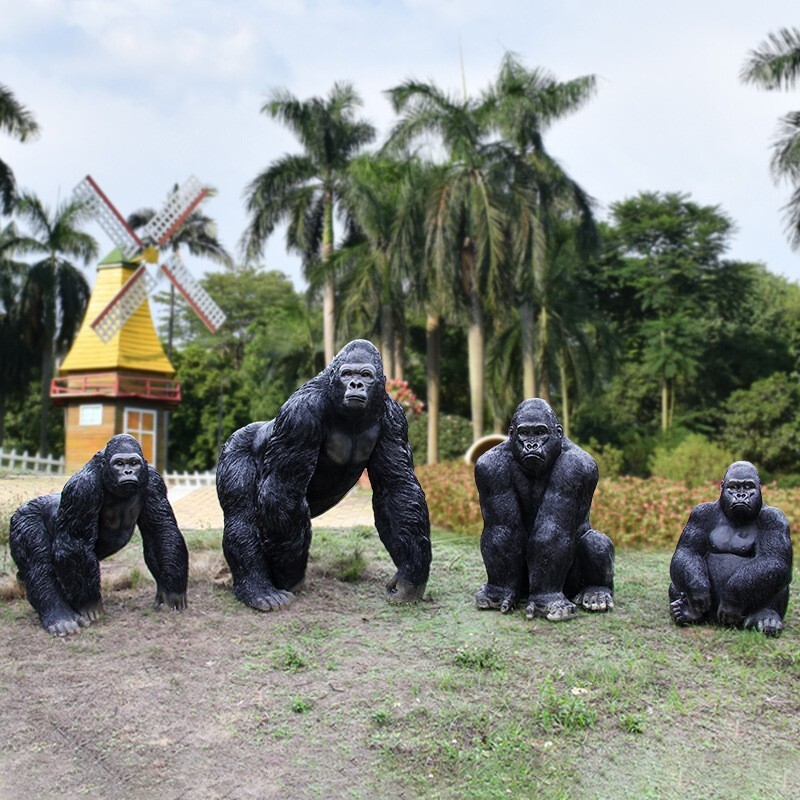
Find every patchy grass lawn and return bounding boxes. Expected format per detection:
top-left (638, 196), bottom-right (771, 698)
top-left (1, 524), bottom-right (799, 800)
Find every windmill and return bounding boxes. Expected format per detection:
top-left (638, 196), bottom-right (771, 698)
top-left (73, 175), bottom-right (227, 343)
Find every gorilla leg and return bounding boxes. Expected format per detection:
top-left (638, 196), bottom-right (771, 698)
top-left (476, 524), bottom-right (527, 613)
top-left (569, 528), bottom-right (615, 613)
top-left (9, 499), bottom-right (89, 636)
top-left (743, 586), bottom-right (789, 637)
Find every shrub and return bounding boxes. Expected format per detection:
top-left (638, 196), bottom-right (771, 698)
top-left (581, 438), bottom-right (624, 479)
top-left (649, 433), bottom-right (736, 488)
top-left (408, 413), bottom-right (474, 464)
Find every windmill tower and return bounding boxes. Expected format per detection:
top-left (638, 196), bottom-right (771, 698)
top-left (51, 176), bottom-right (226, 472)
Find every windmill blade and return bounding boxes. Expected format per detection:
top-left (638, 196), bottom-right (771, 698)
top-left (160, 254), bottom-right (226, 334)
top-left (74, 175), bottom-right (143, 260)
top-left (90, 265), bottom-right (157, 343)
top-left (139, 176), bottom-right (210, 247)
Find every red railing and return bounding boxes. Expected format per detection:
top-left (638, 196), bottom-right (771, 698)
top-left (51, 372), bottom-right (181, 405)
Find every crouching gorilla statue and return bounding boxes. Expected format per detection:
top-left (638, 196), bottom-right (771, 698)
top-left (10, 434), bottom-right (189, 636)
top-left (475, 398), bottom-right (614, 621)
top-left (669, 461), bottom-right (792, 636)
top-left (216, 339), bottom-right (431, 612)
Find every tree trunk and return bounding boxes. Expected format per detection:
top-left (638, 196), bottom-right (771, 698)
top-left (558, 355), bottom-right (570, 438)
top-left (380, 302), bottom-right (395, 378)
top-left (426, 314), bottom-right (441, 465)
top-left (393, 323), bottom-right (405, 382)
top-left (520, 300), bottom-right (537, 398)
top-left (0, 394), bottom-right (5, 447)
top-left (322, 191), bottom-right (335, 363)
top-left (39, 340), bottom-right (54, 457)
top-left (467, 290), bottom-right (485, 441)
top-left (661, 379), bottom-right (669, 434)
top-left (537, 306), bottom-right (551, 402)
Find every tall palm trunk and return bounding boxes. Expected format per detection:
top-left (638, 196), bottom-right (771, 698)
top-left (537, 306), bottom-right (551, 402)
top-left (39, 337), bottom-right (54, 457)
top-left (520, 300), bottom-right (537, 398)
top-left (462, 241), bottom-right (484, 440)
top-left (380, 302), bottom-right (395, 378)
top-left (426, 313), bottom-right (441, 465)
top-left (393, 324), bottom-right (405, 381)
top-left (322, 190), bottom-right (335, 362)
top-left (558, 353), bottom-right (570, 438)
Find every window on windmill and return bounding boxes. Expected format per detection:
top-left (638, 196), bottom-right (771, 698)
top-left (79, 404), bottom-right (103, 426)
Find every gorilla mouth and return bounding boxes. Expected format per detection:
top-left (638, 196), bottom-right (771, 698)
top-left (524, 451), bottom-right (544, 461)
top-left (345, 394), bottom-right (367, 406)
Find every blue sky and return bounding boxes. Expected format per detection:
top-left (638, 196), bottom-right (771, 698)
top-left (3, 0), bottom-right (800, 288)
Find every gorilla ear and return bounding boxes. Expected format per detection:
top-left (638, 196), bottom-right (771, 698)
top-left (556, 424), bottom-right (564, 437)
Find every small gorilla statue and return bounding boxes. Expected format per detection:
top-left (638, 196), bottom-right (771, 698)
top-left (9, 434), bottom-right (189, 636)
top-left (669, 461), bottom-right (792, 636)
top-left (216, 339), bottom-right (431, 612)
top-left (474, 398), bottom-right (614, 621)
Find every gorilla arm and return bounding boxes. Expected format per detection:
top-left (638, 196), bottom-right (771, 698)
top-left (475, 452), bottom-right (528, 612)
top-left (669, 506), bottom-right (714, 616)
top-left (137, 467), bottom-right (189, 610)
top-left (526, 450), bottom-right (597, 618)
top-left (368, 398), bottom-right (431, 603)
top-left (52, 458), bottom-right (104, 615)
top-left (716, 508), bottom-right (792, 625)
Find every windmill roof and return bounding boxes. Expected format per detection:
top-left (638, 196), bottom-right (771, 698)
top-left (59, 259), bottom-right (174, 376)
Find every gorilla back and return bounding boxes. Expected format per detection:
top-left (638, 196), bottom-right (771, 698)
top-left (217, 340), bottom-right (431, 613)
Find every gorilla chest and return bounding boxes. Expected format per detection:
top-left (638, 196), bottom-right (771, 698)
top-left (322, 424), bottom-right (381, 467)
top-left (95, 496), bottom-right (143, 558)
top-left (709, 522), bottom-right (757, 557)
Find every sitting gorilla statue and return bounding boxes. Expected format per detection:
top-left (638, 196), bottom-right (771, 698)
top-left (10, 434), bottom-right (188, 636)
top-left (216, 339), bottom-right (431, 612)
top-left (475, 398), bottom-right (614, 621)
top-left (669, 461), bottom-right (792, 636)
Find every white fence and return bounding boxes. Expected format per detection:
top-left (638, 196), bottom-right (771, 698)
top-left (0, 448), bottom-right (65, 474)
top-left (163, 470), bottom-right (216, 488)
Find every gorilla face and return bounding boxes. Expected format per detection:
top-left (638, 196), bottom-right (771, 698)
top-left (511, 401), bottom-right (563, 476)
top-left (109, 452), bottom-right (145, 496)
top-left (339, 361), bottom-right (378, 411)
top-left (720, 461), bottom-right (762, 523)
top-left (102, 434), bottom-right (148, 497)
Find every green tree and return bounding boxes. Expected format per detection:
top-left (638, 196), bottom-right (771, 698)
top-left (14, 193), bottom-right (98, 455)
top-left (241, 83), bottom-right (375, 363)
top-left (741, 27), bottom-right (800, 247)
top-left (0, 84), bottom-right (39, 215)
top-left (602, 192), bottom-right (738, 433)
top-left (483, 53), bottom-right (598, 399)
top-left (386, 76), bottom-right (509, 441)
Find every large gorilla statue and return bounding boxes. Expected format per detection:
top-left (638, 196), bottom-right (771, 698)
top-left (10, 434), bottom-right (188, 636)
top-left (216, 339), bottom-right (431, 612)
top-left (475, 398), bottom-right (614, 621)
top-left (669, 460), bottom-right (792, 636)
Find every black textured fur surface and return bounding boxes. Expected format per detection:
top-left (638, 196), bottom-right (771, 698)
top-left (216, 340), bottom-right (431, 611)
top-left (9, 434), bottom-right (188, 635)
top-left (669, 461), bottom-right (792, 635)
top-left (475, 398), bottom-right (614, 618)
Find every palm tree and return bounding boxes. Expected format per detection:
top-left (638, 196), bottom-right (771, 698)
top-left (128, 189), bottom-right (233, 358)
top-left (14, 193), bottom-right (98, 455)
top-left (741, 27), bottom-right (800, 248)
top-left (241, 82), bottom-right (375, 362)
top-left (484, 53), bottom-right (598, 399)
top-left (0, 84), bottom-right (39, 216)
top-left (386, 78), bottom-right (509, 441)
top-left (0, 222), bottom-right (33, 444)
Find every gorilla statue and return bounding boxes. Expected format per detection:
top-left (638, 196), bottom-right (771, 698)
top-left (216, 339), bottom-right (431, 612)
top-left (474, 398), bottom-right (614, 621)
top-left (669, 461), bottom-right (792, 636)
top-left (10, 434), bottom-right (188, 636)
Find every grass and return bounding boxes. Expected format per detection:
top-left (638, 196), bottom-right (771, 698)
top-left (1, 499), bottom-right (799, 798)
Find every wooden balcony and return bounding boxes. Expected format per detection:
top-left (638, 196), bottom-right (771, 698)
top-left (51, 372), bottom-right (182, 407)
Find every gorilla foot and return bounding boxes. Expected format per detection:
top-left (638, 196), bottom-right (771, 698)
top-left (234, 582), bottom-right (296, 612)
top-left (78, 599), bottom-right (104, 624)
top-left (475, 583), bottom-right (517, 614)
top-left (41, 608), bottom-right (87, 637)
top-left (574, 586), bottom-right (614, 613)
top-left (155, 589), bottom-right (187, 611)
top-left (386, 574), bottom-right (425, 604)
top-left (526, 593), bottom-right (577, 622)
top-left (669, 595), bottom-right (705, 626)
top-left (745, 609), bottom-right (783, 637)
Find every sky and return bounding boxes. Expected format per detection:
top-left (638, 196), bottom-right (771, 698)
top-left (3, 0), bottom-right (800, 294)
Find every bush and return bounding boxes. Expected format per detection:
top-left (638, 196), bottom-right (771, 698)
top-left (408, 413), bottom-right (474, 464)
top-left (649, 434), bottom-right (736, 488)
top-left (581, 438), bottom-right (624, 479)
